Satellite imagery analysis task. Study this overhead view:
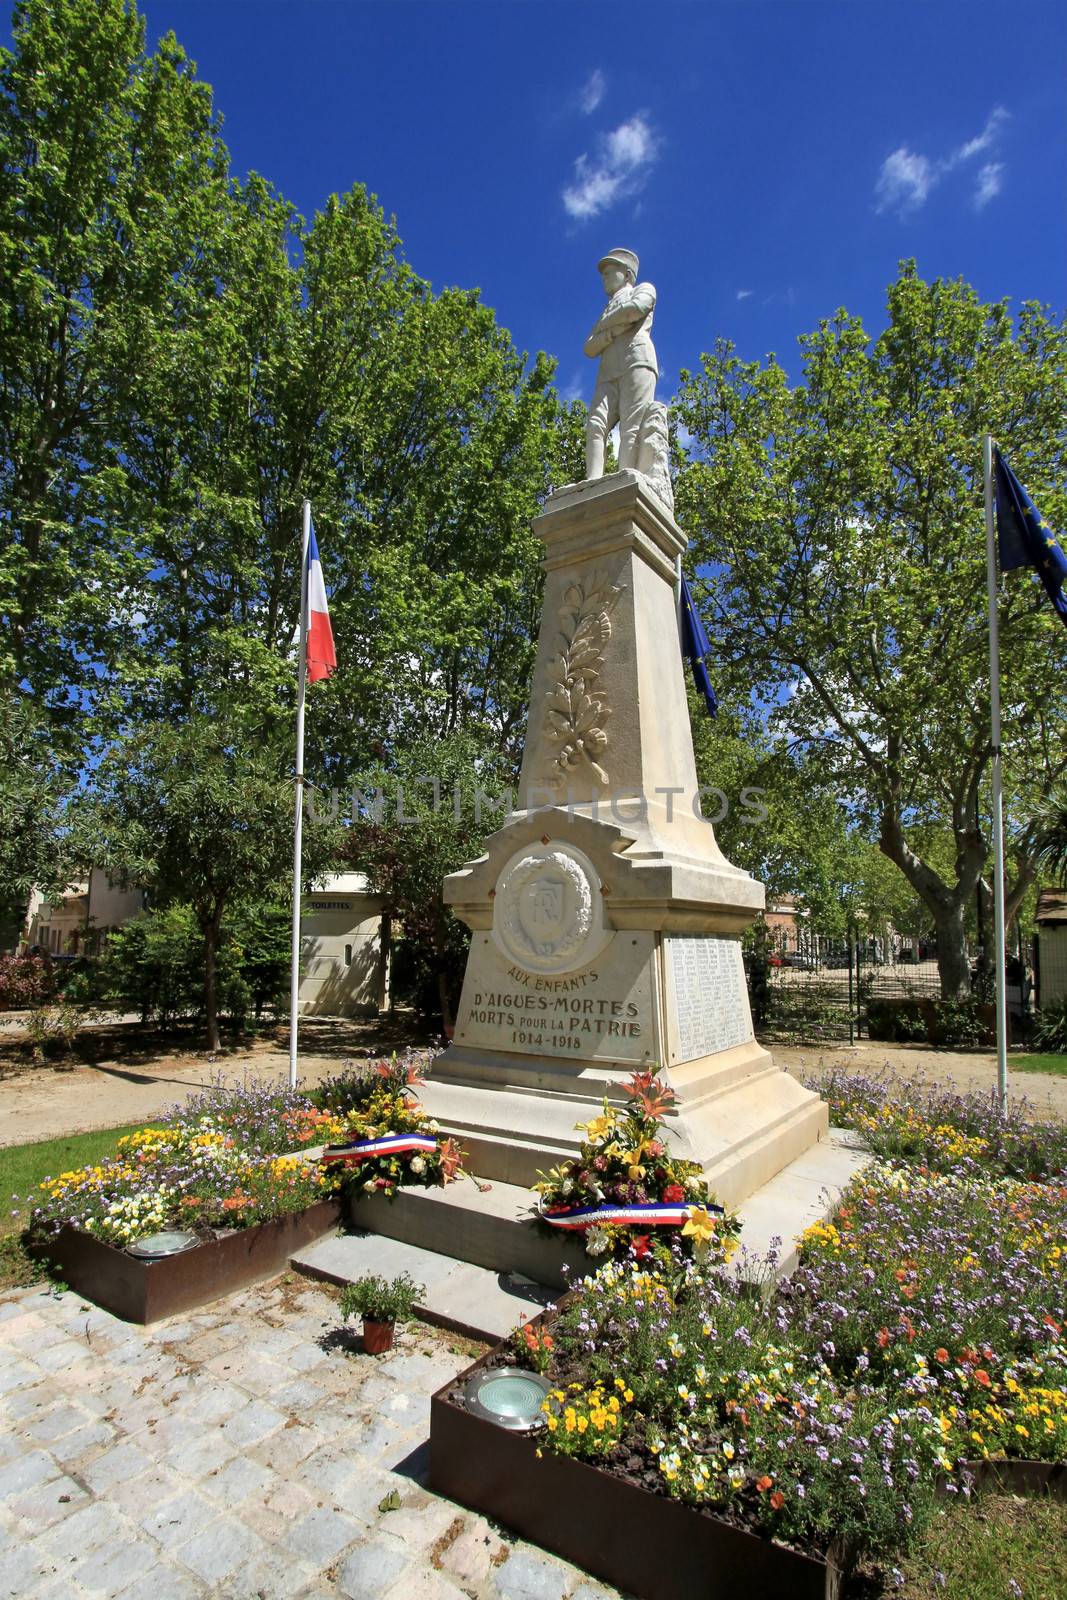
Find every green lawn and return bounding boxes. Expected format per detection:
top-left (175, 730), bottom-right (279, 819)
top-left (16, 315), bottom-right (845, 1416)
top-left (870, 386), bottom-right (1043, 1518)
top-left (0, 1121), bottom-right (145, 1232)
top-left (1011, 1053), bottom-right (1067, 1077)
top-left (0, 1120), bottom-right (147, 1291)
top-left (896, 1492), bottom-right (1067, 1600)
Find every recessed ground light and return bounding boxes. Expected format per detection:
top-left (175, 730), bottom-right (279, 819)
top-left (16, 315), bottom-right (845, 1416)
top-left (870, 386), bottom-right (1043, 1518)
top-left (126, 1230), bottom-right (200, 1259)
top-left (462, 1367), bottom-right (552, 1431)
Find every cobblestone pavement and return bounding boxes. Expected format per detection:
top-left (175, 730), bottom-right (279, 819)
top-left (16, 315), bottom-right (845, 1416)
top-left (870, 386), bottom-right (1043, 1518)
top-left (0, 1275), bottom-right (620, 1600)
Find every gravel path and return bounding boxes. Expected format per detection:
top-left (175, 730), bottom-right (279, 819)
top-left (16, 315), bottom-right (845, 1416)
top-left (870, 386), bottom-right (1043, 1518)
top-left (0, 1020), bottom-right (1062, 1150)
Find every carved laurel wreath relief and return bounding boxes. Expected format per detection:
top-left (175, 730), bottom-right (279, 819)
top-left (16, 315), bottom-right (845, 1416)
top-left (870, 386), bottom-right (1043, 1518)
top-left (544, 570), bottom-right (622, 786)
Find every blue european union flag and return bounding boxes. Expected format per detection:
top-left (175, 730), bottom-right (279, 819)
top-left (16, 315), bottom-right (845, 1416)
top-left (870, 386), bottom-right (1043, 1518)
top-left (679, 571), bottom-right (718, 717)
top-left (994, 448), bottom-right (1067, 628)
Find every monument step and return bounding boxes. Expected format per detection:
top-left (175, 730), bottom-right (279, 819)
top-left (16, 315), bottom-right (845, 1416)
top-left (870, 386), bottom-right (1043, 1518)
top-left (290, 1229), bottom-right (555, 1345)
top-left (304, 1129), bottom-right (870, 1296)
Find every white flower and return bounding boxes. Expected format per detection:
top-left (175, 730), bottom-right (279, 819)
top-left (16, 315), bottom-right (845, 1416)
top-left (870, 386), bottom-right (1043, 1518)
top-left (409, 1156), bottom-right (426, 1176)
top-left (585, 1226), bottom-right (611, 1257)
top-left (363, 1179), bottom-right (376, 1192)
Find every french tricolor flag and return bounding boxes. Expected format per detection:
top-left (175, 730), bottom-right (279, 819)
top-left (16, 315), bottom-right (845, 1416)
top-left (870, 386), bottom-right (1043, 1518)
top-left (305, 519), bottom-right (336, 684)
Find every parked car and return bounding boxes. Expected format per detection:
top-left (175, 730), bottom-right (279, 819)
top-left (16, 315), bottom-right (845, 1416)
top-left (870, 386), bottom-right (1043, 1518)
top-left (784, 952), bottom-right (820, 970)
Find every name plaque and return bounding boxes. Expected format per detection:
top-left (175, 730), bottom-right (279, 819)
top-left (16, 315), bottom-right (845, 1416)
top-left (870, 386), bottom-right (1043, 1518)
top-left (666, 935), bottom-right (753, 1063)
top-left (455, 931), bottom-right (657, 1065)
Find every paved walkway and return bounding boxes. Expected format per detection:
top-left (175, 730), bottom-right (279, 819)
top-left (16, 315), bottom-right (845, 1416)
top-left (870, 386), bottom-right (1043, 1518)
top-left (0, 1275), bottom-right (617, 1600)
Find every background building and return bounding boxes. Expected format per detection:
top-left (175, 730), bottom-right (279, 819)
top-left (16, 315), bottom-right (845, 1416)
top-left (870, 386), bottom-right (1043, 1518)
top-left (298, 873), bottom-right (389, 1017)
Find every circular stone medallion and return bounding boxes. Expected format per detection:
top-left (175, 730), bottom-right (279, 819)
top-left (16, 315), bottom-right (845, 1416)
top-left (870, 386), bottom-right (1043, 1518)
top-left (493, 841), bottom-right (609, 975)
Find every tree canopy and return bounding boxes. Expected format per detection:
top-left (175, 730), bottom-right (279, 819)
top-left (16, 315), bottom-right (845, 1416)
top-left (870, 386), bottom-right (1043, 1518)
top-left (676, 263), bottom-right (1067, 995)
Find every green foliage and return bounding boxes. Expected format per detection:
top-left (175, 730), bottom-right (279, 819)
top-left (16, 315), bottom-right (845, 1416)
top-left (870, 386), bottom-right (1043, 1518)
top-left (1033, 1001), bottom-right (1067, 1054)
top-left (98, 904), bottom-right (207, 1028)
top-left (348, 730), bottom-right (514, 1027)
top-left (339, 1272), bottom-right (423, 1325)
top-left (677, 263), bottom-right (1067, 999)
top-left (1, 0), bottom-right (573, 954)
top-left (96, 899), bottom-right (292, 1032)
top-left (81, 717), bottom-right (339, 1046)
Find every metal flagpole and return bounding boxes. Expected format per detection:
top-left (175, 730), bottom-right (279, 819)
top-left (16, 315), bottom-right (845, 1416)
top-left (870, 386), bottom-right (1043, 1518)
top-left (288, 499), bottom-right (311, 1090)
top-left (983, 436), bottom-right (1009, 1112)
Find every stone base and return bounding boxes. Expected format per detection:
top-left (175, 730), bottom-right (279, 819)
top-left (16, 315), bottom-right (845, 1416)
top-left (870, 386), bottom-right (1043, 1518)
top-left (304, 1131), bottom-right (868, 1292)
top-left (421, 1039), bottom-right (828, 1209)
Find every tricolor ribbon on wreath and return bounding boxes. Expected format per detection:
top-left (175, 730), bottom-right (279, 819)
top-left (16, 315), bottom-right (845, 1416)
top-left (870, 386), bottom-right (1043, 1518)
top-left (538, 1200), bottom-right (724, 1231)
top-left (320, 1133), bottom-right (439, 1166)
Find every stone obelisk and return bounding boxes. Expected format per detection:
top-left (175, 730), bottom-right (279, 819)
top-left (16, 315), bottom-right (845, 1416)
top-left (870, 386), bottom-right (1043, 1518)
top-left (420, 250), bottom-right (827, 1207)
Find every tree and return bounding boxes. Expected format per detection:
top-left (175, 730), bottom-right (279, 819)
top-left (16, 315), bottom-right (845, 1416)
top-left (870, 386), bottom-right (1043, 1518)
top-left (1028, 787), bottom-right (1067, 888)
top-left (83, 718), bottom-right (338, 1048)
top-left (0, 0), bottom-right (229, 731)
top-left (344, 730), bottom-right (514, 1031)
top-left (0, 696), bottom-right (72, 945)
top-left (676, 263), bottom-right (1067, 997)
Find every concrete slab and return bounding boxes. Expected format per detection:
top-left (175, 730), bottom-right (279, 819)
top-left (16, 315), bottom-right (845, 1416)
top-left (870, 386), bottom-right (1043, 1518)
top-left (291, 1231), bottom-right (556, 1344)
top-left (733, 1129), bottom-right (872, 1278)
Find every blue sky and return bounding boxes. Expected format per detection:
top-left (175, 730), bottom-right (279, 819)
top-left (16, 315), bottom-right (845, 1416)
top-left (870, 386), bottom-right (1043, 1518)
top-left (125, 2), bottom-right (1067, 403)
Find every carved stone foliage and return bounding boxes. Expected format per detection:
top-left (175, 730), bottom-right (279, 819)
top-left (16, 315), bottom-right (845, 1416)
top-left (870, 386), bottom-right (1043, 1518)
top-left (636, 401), bottom-right (674, 512)
top-left (544, 570), bottom-right (622, 786)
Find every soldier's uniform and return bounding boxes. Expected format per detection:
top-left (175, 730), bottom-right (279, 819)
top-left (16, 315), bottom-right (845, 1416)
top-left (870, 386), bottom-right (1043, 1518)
top-left (584, 248), bottom-right (658, 479)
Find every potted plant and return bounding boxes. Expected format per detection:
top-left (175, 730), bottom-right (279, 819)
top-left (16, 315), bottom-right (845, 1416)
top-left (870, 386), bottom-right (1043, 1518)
top-left (339, 1271), bottom-right (424, 1354)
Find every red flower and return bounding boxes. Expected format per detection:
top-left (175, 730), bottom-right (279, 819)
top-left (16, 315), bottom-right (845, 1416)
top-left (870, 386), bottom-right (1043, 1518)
top-left (769, 1491), bottom-right (785, 1512)
top-left (755, 1475), bottom-right (773, 1493)
top-left (662, 1184), bottom-right (685, 1204)
top-left (876, 1328), bottom-right (891, 1349)
top-left (975, 1369), bottom-right (991, 1388)
top-left (632, 1233), bottom-right (652, 1260)
top-left (934, 1347), bottom-right (950, 1364)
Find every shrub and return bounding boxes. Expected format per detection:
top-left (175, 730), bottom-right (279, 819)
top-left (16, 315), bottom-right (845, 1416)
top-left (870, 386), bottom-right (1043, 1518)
top-left (0, 952), bottom-right (53, 1009)
top-left (96, 903), bottom-right (269, 1030)
top-left (1033, 1000), bottom-right (1067, 1053)
top-left (339, 1272), bottom-right (423, 1324)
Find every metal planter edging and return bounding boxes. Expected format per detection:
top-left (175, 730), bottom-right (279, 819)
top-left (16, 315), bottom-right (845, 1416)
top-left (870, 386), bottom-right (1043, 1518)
top-left (430, 1349), bottom-right (847, 1600)
top-left (30, 1197), bottom-right (342, 1323)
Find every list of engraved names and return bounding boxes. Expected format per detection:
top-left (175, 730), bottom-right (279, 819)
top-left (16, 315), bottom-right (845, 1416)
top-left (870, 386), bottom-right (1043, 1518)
top-left (668, 936), bottom-right (752, 1061)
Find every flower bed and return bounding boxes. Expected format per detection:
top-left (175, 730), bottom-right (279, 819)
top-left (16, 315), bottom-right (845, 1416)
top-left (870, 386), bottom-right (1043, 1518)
top-left (35, 1197), bottom-right (342, 1323)
top-left (22, 1054), bottom-right (456, 1318)
top-left (810, 1066), bottom-right (1067, 1182)
top-left (431, 1320), bottom-right (850, 1600)
top-left (437, 1072), bottom-right (1067, 1592)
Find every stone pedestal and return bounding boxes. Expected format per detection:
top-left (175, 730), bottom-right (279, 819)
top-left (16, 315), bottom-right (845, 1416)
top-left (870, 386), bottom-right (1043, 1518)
top-left (421, 471), bottom-right (826, 1207)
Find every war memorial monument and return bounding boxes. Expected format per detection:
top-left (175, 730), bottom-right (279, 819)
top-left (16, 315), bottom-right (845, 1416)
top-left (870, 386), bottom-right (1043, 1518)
top-left (420, 250), bottom-right (829, 1212)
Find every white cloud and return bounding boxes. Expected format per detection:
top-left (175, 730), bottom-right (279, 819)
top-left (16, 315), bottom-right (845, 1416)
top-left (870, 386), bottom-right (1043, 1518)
top-left (562, 113), bottom-right (659, 221)
top-left (874, 106), bottom-right (1009, 216)
top-left (954, 106), bottom-right (1008, 164)
top-left (579, 69), bottom-right (605, 115)
top-left (875, 147), bottom-right (935, 214)
top-left (974, 161), bottom-right (1004, 209)
top-left (736, 288), bottom-right (753, 301)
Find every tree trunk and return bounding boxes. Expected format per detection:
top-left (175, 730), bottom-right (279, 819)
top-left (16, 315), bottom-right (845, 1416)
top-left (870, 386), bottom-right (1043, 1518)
top-left (436, 967), bottom-right (454, 1036)
top-left (930, 899), bottom-right (971, 999)
top-left (203, 917), bottom-right (222, 1052)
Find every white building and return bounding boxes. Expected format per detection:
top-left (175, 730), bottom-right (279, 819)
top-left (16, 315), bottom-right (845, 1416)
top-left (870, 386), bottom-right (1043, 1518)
top-left (24, 872), bottom-right (145, 956)
top-left (299, 873), bottom-right (389, 1017)
top-left (1036, 889), bottom-right (1067, 1008)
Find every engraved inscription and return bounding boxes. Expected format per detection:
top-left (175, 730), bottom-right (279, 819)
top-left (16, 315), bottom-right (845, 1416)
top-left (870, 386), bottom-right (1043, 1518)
top-left (457, 932), bottom-right (656, 1065)
top-left (668, 936), bottom-right (753, 1062)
